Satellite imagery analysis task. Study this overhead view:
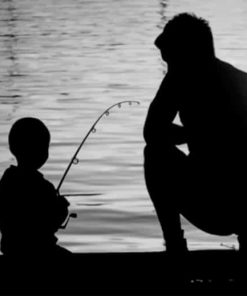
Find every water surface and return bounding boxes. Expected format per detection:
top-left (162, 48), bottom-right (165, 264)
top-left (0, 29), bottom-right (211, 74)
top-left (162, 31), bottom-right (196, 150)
top-left (0, 0), bottom-right (246, 252)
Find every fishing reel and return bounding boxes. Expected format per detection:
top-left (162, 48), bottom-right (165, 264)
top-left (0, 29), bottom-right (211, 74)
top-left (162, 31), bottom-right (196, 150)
top-left (60, 213), bottom-right (77, 229)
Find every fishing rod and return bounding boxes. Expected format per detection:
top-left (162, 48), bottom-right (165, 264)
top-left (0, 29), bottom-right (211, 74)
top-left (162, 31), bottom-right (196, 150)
top-left (57, 100), bottom-right (140, 229)
top-left (57, 100), bottom-right (140, 193)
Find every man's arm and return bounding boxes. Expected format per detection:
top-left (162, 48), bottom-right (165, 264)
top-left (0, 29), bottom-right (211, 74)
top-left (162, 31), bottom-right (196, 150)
top-left (144, 76), bottom-right (187, 147)
top-left (168, 123), bottom-right (187, 145)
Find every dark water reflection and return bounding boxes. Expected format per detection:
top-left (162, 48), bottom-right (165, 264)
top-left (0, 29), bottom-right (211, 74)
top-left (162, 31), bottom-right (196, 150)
top-left (0, 0), bottom-right (246, 252)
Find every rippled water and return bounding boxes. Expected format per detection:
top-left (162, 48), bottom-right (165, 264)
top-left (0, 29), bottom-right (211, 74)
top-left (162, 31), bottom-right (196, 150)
top-left (0, 0), bottom-right (246, 252)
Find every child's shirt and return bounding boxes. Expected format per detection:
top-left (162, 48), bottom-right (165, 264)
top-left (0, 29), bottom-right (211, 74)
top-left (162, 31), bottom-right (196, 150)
top-left (0, 165), bottom-right (69, 255)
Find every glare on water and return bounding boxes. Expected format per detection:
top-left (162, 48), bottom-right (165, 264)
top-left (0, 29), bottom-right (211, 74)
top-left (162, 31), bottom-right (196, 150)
top-left (0, 0), bottom-right (246, 252)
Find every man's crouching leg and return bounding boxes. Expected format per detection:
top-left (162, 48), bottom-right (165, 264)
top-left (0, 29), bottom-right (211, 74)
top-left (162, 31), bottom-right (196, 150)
top-left (144, 146), bottom-right (188, 253)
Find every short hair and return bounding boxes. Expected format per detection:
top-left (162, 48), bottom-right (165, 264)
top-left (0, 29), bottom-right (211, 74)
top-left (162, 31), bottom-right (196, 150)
top-left (9, 117), bottom-right (50, 158)
top-left (157, 13), bottom-right (215, 61)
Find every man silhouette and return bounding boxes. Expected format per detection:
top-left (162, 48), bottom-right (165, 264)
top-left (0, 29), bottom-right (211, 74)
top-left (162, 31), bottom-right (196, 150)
top-left (144, 13), bottom-right (247, 252)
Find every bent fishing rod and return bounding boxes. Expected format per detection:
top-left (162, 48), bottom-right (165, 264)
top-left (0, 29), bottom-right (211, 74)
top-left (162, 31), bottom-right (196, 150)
top-left (57, 100), bottom-right (140, 193)
top-left (57, 100), bottom-right (140, 228)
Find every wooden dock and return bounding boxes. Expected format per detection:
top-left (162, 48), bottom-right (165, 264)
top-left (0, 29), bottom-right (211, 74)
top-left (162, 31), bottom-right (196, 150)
top-left (0, 250), bottom-right (246, 295)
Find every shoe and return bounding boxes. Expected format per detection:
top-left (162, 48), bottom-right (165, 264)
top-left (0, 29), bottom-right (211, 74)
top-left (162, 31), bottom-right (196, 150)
top-left (238, 234), bottom-right (247, 254)
top-left (165, 230), bottom-right (188, 254)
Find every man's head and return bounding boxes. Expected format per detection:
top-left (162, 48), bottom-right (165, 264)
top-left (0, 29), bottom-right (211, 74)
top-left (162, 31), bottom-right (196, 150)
top-left (9, 117), bottom-right (50, 170)
top-left (155, 13), bottom-right (215, 68)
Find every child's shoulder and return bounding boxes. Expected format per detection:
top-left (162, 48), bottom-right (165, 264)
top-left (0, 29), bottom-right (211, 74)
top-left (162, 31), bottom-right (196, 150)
top-left (0, 166), bottom-right (19, 193)
top-left (1, 166), bottom-right (53, 190)
top-left (1, 165), bottom-right (17, 181)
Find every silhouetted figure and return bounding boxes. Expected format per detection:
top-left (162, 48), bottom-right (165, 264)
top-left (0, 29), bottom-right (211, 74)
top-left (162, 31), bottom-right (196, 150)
top-left (0, 117), bottom-right (71, 257)
top-left (144, 13), bottom-right (247, 253)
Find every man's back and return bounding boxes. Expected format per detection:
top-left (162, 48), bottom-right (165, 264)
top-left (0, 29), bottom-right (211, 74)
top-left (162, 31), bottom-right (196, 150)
top-left (178, 58), bottom-right (247, 168)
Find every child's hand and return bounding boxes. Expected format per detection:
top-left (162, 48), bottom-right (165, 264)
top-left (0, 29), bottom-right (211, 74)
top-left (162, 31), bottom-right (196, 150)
top-left (57, 192), bottom-right (70, 206)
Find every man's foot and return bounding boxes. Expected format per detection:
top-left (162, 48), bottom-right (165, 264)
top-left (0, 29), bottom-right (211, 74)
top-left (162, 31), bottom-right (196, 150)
top-left (165, 230), bottom-right (188, 254)
top-left (238, 234), bottom-right (247, 253)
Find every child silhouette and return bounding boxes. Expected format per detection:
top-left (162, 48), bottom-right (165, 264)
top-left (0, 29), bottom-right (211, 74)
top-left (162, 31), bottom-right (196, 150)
top-left (0, 117), bottom-right (71, 257)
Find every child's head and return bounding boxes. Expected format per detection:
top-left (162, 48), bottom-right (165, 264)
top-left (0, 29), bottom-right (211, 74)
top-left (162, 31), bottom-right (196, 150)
top-left (9, 117), bottom-right (50, 169)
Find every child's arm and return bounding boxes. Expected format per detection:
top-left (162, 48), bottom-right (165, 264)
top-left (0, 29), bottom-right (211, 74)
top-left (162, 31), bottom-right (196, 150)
top-left (42, 181), bottom-right (70, 232)
top-left (55, 194), bottom-right (70, 228)
top-left (50, 193), bottom-right (70, 231)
